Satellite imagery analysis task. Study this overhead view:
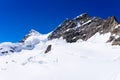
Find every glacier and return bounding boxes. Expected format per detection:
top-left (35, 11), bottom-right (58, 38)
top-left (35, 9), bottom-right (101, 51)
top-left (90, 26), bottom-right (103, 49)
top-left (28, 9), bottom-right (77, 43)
top-left (0, 32), bottom-right (120, 80)
top-left (0, 13), bottom-right (120, 80)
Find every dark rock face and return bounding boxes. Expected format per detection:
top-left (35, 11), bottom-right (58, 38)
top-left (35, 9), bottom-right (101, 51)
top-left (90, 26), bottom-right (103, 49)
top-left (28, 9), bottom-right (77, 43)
top-left (48, 18), bottom-right (72, 40)
top-left (48, 13), bottom-right (91, 40)
top-left (107, 25), bottom-right (120, 45)
top-left (45, 45), bottom-right (52, 54)
top-left (63, 17), bottom-right (104, 42)
top-left (48, 13), bottom-right (118, 43)
top-left (100, 16), bottom-right (118, 34)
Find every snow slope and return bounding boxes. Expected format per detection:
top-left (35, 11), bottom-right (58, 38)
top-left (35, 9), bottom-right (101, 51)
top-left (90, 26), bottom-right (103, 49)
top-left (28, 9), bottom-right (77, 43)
top-left (0, 32), bottom-right (120, 80)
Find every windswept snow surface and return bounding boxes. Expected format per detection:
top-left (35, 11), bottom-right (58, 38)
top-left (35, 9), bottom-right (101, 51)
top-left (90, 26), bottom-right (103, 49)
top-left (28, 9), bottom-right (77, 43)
top-left (0, 33), bottom-right (120, 80)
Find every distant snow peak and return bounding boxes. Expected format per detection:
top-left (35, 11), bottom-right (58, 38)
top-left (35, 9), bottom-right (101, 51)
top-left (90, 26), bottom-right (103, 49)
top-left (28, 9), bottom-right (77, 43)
top-left (29, 29), bottom-right (41, 36)
top-left (19, 29), bottom-right (40, 43)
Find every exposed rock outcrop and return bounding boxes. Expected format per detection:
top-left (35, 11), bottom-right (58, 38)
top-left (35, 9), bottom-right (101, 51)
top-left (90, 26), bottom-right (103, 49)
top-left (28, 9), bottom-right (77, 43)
top-left (45, 45), bottom-right (52, 54)
top-left (100, 16), bottom-right (118, 34)
top-left (107, 25), bottom-right (120, 45)
top-left (48, 13), bottom-right (118, 43)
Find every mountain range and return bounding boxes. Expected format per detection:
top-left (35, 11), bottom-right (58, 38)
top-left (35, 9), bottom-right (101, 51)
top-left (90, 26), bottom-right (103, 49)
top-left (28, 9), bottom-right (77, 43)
top-left (0, 13), bottom-right (120, 80)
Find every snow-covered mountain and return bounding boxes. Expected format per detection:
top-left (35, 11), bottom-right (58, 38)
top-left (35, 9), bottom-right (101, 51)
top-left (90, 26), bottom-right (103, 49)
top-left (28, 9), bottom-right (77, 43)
top-left (0, 13), bottom-right (120, 80)
top-left (48, 13), bottom-right (118, 43)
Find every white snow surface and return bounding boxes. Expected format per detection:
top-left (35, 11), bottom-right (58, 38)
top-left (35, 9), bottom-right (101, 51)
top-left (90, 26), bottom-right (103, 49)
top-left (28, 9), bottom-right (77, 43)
top-left (0, 32), bottom-right (120, 80)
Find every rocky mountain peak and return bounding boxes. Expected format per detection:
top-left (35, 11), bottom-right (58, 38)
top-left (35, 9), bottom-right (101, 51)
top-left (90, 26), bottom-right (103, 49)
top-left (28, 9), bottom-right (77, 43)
top-left (74, 13), bottom-right (90, 20)
top-left (48, 18), bottom-right (72, 40)
top-left (48, 13), bottom-right (119, 44)
top-left (100, 16), bottom-right (118, 34)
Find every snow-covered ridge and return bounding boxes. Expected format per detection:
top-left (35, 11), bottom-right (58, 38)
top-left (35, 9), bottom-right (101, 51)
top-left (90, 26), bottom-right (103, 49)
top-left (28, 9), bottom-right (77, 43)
top-left (0, 13), bottom-right (120, 80)
top-left (0, 29), bottom-right (50, 56)
top-left (0, 13), bottom-right (119, 56)
top-left (0, 31), bottom-right (120, 80)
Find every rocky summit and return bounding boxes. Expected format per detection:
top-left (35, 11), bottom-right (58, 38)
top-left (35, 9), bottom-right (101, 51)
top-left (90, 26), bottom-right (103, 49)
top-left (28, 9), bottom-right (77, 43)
top-left (48, 13), bottom-right (118, 44)
top-left (19, 13), bottom-right (120, 45)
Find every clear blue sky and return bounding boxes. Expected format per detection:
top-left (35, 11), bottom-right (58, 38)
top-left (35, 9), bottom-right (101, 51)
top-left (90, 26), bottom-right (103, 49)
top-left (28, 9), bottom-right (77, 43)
top-left (0, 0), bottom-right (119, 42)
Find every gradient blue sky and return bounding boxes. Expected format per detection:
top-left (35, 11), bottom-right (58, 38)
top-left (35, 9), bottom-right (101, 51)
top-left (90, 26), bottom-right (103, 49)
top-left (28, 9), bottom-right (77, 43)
top-left (0, 0), bottom-right (119, 42)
